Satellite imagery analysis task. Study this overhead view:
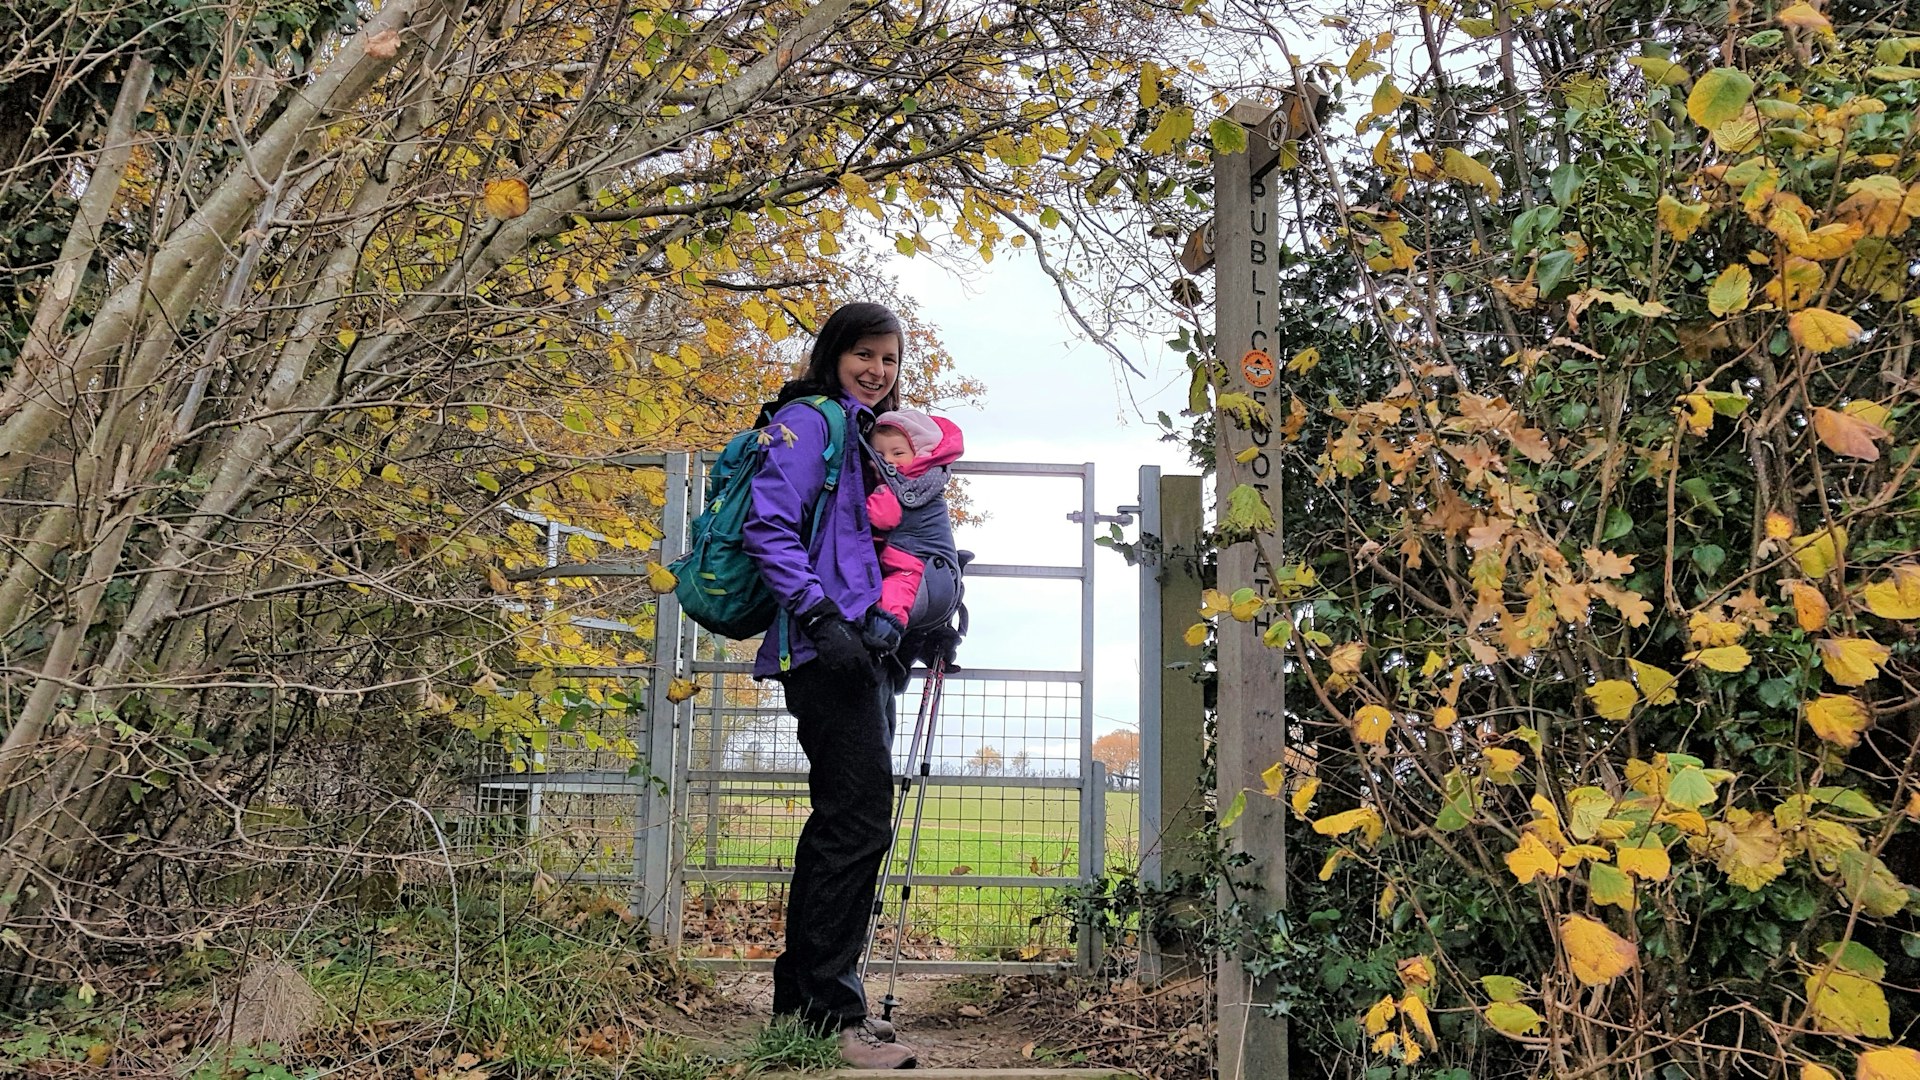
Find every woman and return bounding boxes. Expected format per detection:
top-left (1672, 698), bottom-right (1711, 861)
top-left (740, 301), bottom-right (919, 1070)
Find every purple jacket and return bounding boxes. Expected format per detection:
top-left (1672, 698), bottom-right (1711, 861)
top-left (741, 392), bottom-right (882, 677)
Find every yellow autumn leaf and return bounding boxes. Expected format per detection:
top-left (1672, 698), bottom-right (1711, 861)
top-left (1291, 776), bottom-right (1320, 817)
top-left (1709, 807), bottom-right (1787, 890)
top-left (1584, 547), bottom-right (1636, 579)
top-left (1766, 511), bottom-right (1793, 540)
top-left (1629, 659), bottom-right (1679, 705)
top-left (1561, 914), bottom-right (1637, 986)
top-left (1319, 847), bottom-right (1352, 880)
top-left (1800, 1062), bottom-right (1839, 1080)
top-left (1397, 955), bottom-right (1434, 987)
top-left (1585, 679), bottom-right (1639, 720)
top-left (1327, 640), bottom-right (1365, 674)
top-left (1858, 1047), bottom-right (1920, 1080)
top-left (1806, 968), bottom-right (1891, 1037)
top-left (1791, 525), bottom-right (1847, 577)
top-left (1288, 346), bottom-right (1320, 374)
top-left (1805, 694), bottom-right (1872, 747)
top-left (1400, 993), bottom-right (1435, 1046)
top-left (646, 561), bottom-right (679, 594)
top-left (1362, 994), bottom-right (1397, 1036)
top-left (1505, 831), bottom-right (1564, 884)
top-left (1261, 761), bottom-right (1286, 798)
top-left (1819, 636), bottom-right (1891, 687)
top-left (1441, 148), bottom-right (1502, 198)
top-left (1352, 704), bottom-right (1394, 745)
top-left (1658, 195), bottom-right (1711, 241)
top-left (1615, 838), bottom-right (1671, 881)
top-left (1790, 222), bottom-right (1864, 261)
top-left (666, 677), bottom-right (699, 704)
top-left (1812, 406), bottom-right (1890, 461)
top-left (1313, 806), bottom-right (1385, 846)
top-left (1776, 1), bottom-right (1832, 31)
top-left (482, 177), bottom-right (531, 219)
top-left (1432, 705), bottom-right (1458, 730)
top-left (1789, 308), bottom-right (1866, 354)
top-left (1184, 622), bottom-right (1209, 647)
top-left (1863, 566), bottom-right (1920, 619)
top-left (1687, 644), bottom-right (1752, 672)
top-left (1484, 1001), bottom-right (1544, 1037)
top-left (1783, 580), bottom-right (1831, 632)
top-left (1483, 746), bottom-right (1524, 781)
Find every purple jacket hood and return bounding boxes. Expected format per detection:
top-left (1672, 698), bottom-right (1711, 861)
top-left (741, 391), bottom-right (883, 677)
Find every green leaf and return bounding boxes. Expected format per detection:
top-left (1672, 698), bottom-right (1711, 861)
top-left (1708, 264), bottom-right (1752, 316)
top-left (1691, 542), bottom-right (1726, 576)
top-left (1142, 107), bottom-right (1196, 154)
top-left (1588, 861), bottom-right (1636, 909)
top-left (1602, 507), bottom-right (1633, 542)
top-left (1221, 484), bottom-right (1276, 542)
top-left (1549, 164), bottom-right (1583, 207)
top-left (1687, 68), bottom-right (1755, 128)
top-left (1485, 1001), bottom-right (1544, 1036)
top-left (1628, 56), bottom-right (1691, 86)
top-left (1680, 479), bottom-right (1723, 518)
top-left (1221, 789), bottom-right (1248, 828)
top-left (1435, 769), bottom-right (1475, 831)
top-left (1209, 116), bottom-right (1248, 155)
top-left (1868, 65), bottom-right (1920, 82)
top-left (1480, 975), bottom-right (1528, 1003)
top-left (1822, 940), bottom-right (1888, 980)
top-left (1537, 249), bottom-right (1577, 296)
top-left (1665, 765), bottom-right (1718, 808)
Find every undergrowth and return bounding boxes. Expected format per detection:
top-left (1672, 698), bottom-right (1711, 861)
top-left (0, 884), bottom-right (841, 1077)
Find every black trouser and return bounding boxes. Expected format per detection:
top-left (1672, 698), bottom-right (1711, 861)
top-left (772, 657), bottom-right (898, 1031)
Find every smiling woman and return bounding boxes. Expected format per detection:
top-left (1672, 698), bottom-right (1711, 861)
top-left (739, 301), bottom-right (921, 1068)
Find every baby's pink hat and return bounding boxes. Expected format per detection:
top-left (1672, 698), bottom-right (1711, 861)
top-left (872, 409), bottom-right (942, 459)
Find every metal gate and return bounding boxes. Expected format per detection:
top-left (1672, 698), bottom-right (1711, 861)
top-left (468, 454), bottom-right (1108, 976)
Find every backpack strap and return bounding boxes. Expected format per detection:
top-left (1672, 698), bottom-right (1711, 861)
top-left (774, 395), bottom-right (849, 673)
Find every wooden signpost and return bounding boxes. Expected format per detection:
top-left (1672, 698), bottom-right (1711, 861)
top-left (1182, 92), bottom-right (1320, 1080)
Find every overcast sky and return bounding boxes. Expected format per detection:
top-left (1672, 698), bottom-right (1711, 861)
top-left (875, 244), bottom-right (1200, 767)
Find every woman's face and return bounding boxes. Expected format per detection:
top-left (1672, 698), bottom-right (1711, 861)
top-left (836, 333), bottom-right (901, 408)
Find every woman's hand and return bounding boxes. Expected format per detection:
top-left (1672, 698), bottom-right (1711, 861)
top-left (799, 599), bottom-right (874, 677)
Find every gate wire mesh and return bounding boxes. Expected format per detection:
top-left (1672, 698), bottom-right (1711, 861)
top-left (449, 456), bottom-right (1115, 976)
top-left (677, 665), bottom-right (1092, 968)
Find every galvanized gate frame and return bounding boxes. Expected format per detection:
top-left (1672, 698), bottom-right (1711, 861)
top-left (631, 455), bottom-right (1107, 975)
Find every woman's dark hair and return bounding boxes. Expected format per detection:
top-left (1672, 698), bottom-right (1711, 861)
top-left (775, 302), bottom-right (905, 413)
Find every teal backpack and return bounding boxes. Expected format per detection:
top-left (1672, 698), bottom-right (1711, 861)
top-left (671, 396), bottom-right (846, 641)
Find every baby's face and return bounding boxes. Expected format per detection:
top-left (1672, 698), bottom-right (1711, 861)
top-left (872, 429), bottom-right (916, 467)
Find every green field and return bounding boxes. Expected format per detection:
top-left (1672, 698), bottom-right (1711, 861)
top-left (681, 785), bottom-right (1141, 957)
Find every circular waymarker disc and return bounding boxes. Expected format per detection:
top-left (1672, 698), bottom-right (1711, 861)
top-left (1241, 349), bottom-right (1275, 388)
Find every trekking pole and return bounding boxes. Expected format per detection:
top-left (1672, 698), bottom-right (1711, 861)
top-left (862, 659), bottom-right (943, 984)
top-left (875, 658), bottom-right (947, 1022)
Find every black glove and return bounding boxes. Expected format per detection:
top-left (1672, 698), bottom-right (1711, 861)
top-left (799, 599), bottom-right (873, 677)
top-left (917, 622), bottom-right (963, 672)
top-left (862, 608), bottom-right (905, 655)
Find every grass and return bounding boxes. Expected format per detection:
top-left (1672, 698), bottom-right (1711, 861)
top-left (1, 886), bottom-right (852, 1078)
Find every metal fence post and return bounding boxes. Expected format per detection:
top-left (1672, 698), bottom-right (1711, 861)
top-left (634, 452), bottom-right (689, 937)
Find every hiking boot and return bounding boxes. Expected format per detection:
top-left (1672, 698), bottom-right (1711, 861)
top-left (839, 1022), bottom-right (917, 1068)
top-left (860, 1015), bottom-right (897, 1042)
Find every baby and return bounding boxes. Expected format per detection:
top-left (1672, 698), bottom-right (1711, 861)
top-left (863, 408), bottom-right (965, 655)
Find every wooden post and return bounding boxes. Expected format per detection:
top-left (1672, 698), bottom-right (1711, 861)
top-left (1139, 470), bottom-right (1208, 985)
top-left (1207, 98), bottom-right (1291, 1080)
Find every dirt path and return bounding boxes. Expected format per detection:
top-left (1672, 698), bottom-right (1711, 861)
top-left (673, 971), bottom-right (1046, 1069)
